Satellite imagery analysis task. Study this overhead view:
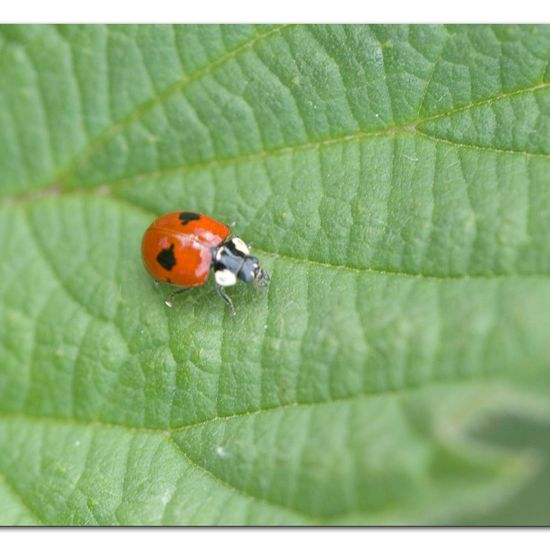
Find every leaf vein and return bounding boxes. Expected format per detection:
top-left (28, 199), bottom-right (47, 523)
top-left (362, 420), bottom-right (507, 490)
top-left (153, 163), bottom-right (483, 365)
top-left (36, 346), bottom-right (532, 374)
top-left (0, 471), bottom-right (44, 524)
top-left (53, 24), bottom-right (290, 187)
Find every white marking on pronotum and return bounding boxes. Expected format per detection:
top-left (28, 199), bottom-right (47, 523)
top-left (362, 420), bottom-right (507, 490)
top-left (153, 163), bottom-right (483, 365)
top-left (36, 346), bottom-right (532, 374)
top-left (231, 237), bottom-right (250, 256)
top-left (215, 269), bottom-right (237, 287)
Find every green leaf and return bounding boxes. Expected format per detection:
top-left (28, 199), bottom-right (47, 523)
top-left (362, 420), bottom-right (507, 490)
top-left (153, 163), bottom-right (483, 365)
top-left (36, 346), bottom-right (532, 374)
top-left (1, 24), bottom-right (550, 525)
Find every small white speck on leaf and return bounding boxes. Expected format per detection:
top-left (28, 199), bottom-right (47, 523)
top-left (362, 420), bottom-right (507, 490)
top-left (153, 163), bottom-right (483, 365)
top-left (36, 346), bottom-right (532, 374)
top-left (215, 445), bottom-right (229, 459)
top-left (161, 490), bottom-right (172, 506)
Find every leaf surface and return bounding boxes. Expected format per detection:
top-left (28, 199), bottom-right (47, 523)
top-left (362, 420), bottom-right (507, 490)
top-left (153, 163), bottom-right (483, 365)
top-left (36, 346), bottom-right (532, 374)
top-left (1, 24), bottom-right (550, 525)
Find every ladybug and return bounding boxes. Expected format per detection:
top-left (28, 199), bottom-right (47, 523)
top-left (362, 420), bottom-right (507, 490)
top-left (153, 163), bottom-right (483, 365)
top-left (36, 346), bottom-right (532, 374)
top-left (141, 211), bottom-right (270, 316)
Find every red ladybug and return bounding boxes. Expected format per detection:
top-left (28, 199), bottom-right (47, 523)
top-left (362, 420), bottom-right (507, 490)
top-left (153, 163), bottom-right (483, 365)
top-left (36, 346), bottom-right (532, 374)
top-left (141, 211), bottom-right (269, 316)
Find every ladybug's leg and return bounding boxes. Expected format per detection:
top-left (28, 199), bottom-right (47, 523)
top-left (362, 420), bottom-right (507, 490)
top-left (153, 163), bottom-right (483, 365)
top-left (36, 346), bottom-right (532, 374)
top-left (216, 284), bottom-right (236, 318)
top-left (164, 288), bottom-right (190, 308)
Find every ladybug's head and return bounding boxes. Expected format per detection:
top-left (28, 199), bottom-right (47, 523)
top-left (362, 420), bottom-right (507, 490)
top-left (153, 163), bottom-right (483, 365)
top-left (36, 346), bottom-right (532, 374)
top-left (250, 260), bottom-right (270, 289)
top-left (213, 237), bottom-right (270, 289)
top-left (237, 254), bottom-right (270, 288)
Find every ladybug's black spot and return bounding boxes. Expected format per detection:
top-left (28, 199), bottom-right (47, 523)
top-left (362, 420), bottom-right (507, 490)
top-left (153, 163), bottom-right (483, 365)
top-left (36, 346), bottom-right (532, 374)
top-left (179, 211), bottom-right (201, 225)
top-left (156, 243), bottom-right (176, 271)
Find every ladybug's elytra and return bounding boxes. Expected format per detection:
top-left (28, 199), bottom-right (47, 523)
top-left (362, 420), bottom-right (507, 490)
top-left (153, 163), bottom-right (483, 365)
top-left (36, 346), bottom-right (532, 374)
top-left (141, 211), bottom-right (270, 316)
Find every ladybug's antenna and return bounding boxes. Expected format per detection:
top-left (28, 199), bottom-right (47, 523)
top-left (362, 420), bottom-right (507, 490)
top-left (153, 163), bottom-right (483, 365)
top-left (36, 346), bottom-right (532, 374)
top-left (254, 267), bottom-right (270, 289)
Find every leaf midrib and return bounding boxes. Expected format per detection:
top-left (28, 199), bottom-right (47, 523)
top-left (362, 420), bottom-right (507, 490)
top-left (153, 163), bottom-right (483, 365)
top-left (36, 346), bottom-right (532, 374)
top-left (0, 375), bottom-right (496, 436)
top-left (1, 24), bottom-right (548, 526)
top-left (74, 110), bottom-right (550, 192)
top-left (0, 370), bottom-right (519, 525)
top-left (4, 77), bottom-right (550, 285)
top-left (6, 80), bottom-right (549, 206)
top-left (0, 376), bottom-right (495, 525)
top-left (10, 20), bottom-right (546, 198)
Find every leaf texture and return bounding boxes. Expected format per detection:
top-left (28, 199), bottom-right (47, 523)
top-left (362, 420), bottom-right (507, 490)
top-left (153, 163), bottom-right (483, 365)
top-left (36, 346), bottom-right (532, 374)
top-left (0, 24), bottom-right (550, 525)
